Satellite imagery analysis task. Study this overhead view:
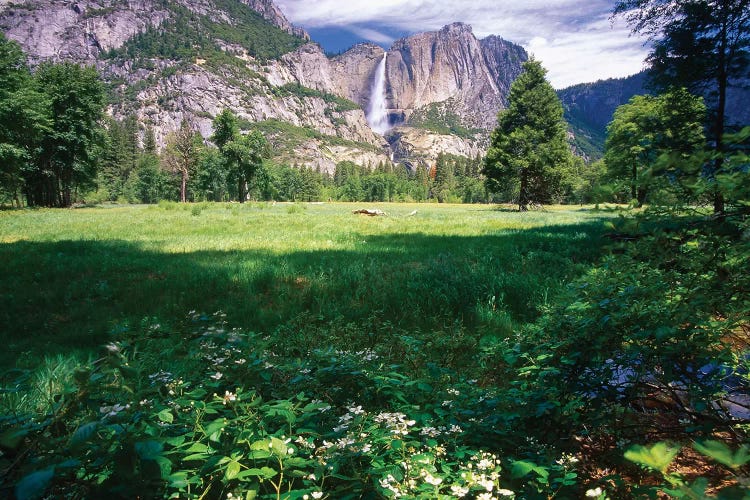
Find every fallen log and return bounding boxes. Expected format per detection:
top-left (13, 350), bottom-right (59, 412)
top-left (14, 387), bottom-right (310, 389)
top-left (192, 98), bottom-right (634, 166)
top-left (352, 208), bottom-right (387, 216)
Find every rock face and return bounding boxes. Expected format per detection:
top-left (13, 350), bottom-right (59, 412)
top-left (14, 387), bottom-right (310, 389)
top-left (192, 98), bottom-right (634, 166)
top-left (387, 23), bottom-right (527, 130)
top-left (330, 44), bottom-right (386, 110)
top-left (0, 1), bottom-right (530, 171)
top-left (240, 0), bottom-right (309, 39)
top-left (388, 127), bottom-right (485, 171)
top-left (0, 0), bottom-right (169, 64)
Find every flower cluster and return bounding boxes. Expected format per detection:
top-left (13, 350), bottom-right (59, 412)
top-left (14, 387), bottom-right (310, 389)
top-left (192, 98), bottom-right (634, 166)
top-left (373, 411), bottom-right (416, 436)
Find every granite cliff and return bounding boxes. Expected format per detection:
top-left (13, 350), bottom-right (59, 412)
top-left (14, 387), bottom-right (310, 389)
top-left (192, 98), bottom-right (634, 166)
top-left (0, 0), bottom-right (528, 171)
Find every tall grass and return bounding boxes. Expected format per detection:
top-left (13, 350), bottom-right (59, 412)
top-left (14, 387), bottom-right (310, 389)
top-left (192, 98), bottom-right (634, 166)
top-left (0, 203), bottom-right (613, 369)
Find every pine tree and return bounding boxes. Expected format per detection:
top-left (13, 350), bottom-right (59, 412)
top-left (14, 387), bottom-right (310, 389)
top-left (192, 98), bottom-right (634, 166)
top-left (483, 60), bottom-right (574, 211)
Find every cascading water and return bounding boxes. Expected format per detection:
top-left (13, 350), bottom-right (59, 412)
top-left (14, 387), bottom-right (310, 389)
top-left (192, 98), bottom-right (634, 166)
top-left (366, 53), bottom-right (390, 135)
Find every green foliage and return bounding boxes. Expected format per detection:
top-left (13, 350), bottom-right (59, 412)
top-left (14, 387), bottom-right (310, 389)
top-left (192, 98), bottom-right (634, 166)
top-left (484, 60), bottom-right (578, 211)
top-left (0, 33), bottom-right (49, 207)
top-left (276, 83), bottom-right (360, 112)
top-left (24, 62), bottom-right (105, 207)
top-left (604, 88), bottom-right (706, 206)
top-left (624, 441), bottom-right (750, 498)
top-left (99, 115), bottom-right (140, 201)
top-left (211, 108), bottom-right (240, 152)
top-left (498, 213), bottom-right (750, 479)
top-left (408, 101), bottom-right (482, 139)
top-left (0, 38), bottom-right (107, 207)
top-left (192, 146), bottom-right (230, 202)
top-left (0, 314), bottom-right (524, 498)
top-left (105, 0), bottom-right (304, 65)
top-left (614, 0), bottom-right (750, 214)
top-left (222, 131), bottom-right (271, 203)
top-left (132, 153), bottom-right (175, 203)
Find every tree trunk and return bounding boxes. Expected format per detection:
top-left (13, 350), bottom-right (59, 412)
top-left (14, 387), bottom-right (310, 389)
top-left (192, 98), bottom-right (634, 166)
top-left (713, 12), bottom-right (728, 217)
top-left (519, 167), bottom-right (529, 212)
top-left (637, 187), bottom-right (648, 208)
top-left (238, 177), bottom-right (245, 203)
top-left (180, 171), bottom-right (187, 203)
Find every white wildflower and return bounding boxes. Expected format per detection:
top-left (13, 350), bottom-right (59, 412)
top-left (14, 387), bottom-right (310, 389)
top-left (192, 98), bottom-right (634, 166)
top-left (451, 485), bottom-right (469, 497)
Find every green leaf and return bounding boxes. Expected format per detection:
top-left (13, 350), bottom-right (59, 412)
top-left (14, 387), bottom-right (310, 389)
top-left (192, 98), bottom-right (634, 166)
top-left (285, 457), bottom-right (311, 468)
top-left (135, 440), bottom-right (164, 460)
top-left (0, 427), bottom-right (29, 452)
top-left (155, 456), bottom-right (172, 479)
top-left (417, 382), bottom-right (433, 392)
top-left (165, 435), bottom-right (186, 447)
top-left (157, 409), bottom-right (174, 424)
top-left (184, 442), bottom-right (211, 454)
top-left (69, 421), bottom-right (98, 447)
top-left (237, 467), bottom-right (277, 480)
top-left (168, 472), bottom-right (189, 489)
top-left (624, 443), bottom-right (680, 473)
top-left (16, 468), bottom-right (54, 500)
top-left (693, 440), bottom-right (750, 469)
top-left (511, 460), bottom-right (549, 480)
top-left (225, 460), bottom-right (241, 481)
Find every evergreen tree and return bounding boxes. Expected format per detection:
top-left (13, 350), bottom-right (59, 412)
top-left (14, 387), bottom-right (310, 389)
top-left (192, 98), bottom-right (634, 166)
top-left (143, 127), bottom-right (157, 155)
top-left (434, 153), bottom-right (456, 202)
top-left (483, 60), bottom-right (575, 211)
top-left (100, 115), bottom-right (141, 201)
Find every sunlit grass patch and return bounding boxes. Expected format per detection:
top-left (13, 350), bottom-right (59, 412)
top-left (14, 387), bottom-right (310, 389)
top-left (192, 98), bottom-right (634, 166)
top-left (0, 203), bottom-right (614, 369)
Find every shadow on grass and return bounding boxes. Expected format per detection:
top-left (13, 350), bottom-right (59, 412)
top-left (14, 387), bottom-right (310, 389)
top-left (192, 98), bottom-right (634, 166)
top-left (0, 219), bottom-right (609, 368)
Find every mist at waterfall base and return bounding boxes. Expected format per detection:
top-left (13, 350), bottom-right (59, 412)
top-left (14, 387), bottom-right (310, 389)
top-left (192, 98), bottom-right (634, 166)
top-left (366, 53), bottom-right (391, 135)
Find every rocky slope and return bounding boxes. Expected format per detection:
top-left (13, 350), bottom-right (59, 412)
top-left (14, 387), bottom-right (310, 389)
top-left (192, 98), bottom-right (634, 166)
top-left (0, 0), bottom-right (529, 172)
top-left (387, 23), bottom-right (526, 131)
top-left (558, 73), bottom-right (648, 160)
top-left (558, 71), bottom-right (750, 160)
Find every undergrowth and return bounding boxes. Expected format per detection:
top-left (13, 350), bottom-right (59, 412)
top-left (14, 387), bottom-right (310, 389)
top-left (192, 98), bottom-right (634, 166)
top-left (1, 206), bottom-right (748, 498)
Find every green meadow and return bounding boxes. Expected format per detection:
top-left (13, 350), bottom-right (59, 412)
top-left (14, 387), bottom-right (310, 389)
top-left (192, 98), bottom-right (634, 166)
top-left (0, 202), bottom-right (609, 369)
top-left (3, 203), bottom-right (748, 498)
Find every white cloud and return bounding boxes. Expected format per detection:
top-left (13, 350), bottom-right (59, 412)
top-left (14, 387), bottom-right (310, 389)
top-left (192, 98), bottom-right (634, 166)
top-left (276, 0), bottom-right (650, 88)
top-left (523, 16), bottom-right (648, 88)
top-left (345, 26), bottom-right (395, 45)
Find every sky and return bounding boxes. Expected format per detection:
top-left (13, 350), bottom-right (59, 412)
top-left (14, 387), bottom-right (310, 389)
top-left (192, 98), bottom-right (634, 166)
top-left (275, 0), bottom-right (650, 89)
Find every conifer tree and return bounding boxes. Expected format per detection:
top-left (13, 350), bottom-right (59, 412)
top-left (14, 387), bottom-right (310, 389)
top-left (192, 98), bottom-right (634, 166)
top-left (483, 60), bottom-right (574, 211)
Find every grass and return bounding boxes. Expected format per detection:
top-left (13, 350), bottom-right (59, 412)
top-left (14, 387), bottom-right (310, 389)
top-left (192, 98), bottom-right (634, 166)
top-left (0, 203), bottom-right (612, 370)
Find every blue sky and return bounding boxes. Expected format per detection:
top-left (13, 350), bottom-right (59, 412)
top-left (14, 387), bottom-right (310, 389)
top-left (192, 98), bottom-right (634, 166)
top-left (275, 0), bottom-right (650, 89)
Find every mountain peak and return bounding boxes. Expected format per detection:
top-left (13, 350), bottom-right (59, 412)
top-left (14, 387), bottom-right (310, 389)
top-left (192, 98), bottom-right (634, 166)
top-left (440, 22), bottom-right (473, 35)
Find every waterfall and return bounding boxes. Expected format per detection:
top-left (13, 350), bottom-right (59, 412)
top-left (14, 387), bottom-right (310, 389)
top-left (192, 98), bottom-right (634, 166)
top-left (366, 53), bottom-right (390, 135)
